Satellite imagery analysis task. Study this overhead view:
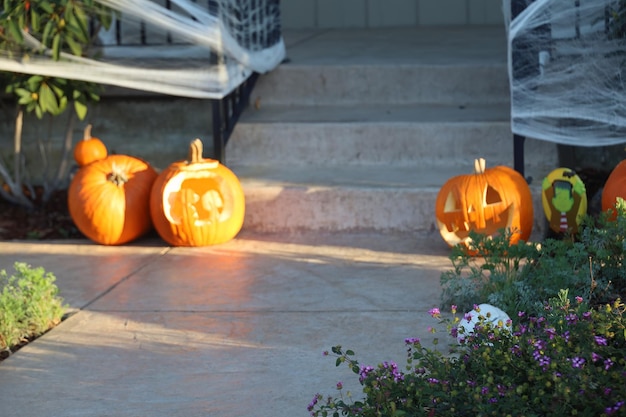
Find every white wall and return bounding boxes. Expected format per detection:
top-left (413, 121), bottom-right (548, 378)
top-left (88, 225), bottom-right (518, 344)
top-left (280, 0), bottom-right (505, 29)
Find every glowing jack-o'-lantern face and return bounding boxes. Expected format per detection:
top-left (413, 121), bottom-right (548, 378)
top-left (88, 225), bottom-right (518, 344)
top-left (150, 139), bottom-right (245, 246)
top-left (435, 159), bottom-right (533, 250)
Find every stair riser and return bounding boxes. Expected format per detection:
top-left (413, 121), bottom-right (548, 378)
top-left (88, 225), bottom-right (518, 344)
top-left (251, 65), bottom-right (510, 106)
top-left (228, 122), bottom-right (557, 174)
top-left (241, 185), bottom-right (546, 236)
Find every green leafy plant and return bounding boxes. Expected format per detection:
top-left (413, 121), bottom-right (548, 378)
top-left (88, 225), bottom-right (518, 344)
top-left (0, 262), bottom-right (67, 356)
top-left (0, 0), bottom-right (113, 208)
top-left (311, 292), bottom-right (626, 417)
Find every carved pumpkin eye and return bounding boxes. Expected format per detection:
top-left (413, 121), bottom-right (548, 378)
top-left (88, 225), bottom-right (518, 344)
top-left (444, 191), bottom-right (462, 212)
top-left (485, 185), bottom-right (502, 205)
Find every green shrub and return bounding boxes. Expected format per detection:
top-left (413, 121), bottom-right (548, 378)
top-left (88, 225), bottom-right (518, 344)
top-left (0, 262), bottom-right (67, 354)
top-left (440, 203), bottom-right (626, 319)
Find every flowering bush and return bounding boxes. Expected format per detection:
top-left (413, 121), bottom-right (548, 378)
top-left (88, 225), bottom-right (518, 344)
top-left (310, 291), bottom-right (626, 417)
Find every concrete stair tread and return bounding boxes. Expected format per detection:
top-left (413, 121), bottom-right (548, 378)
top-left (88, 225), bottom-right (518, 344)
top-left (232, 163), bottom-right (501, 190)
top-left (241, 102), bottom-right (511, 124)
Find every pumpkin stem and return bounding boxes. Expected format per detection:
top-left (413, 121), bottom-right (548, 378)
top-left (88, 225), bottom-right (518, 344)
top-left (188, 138), bottom-right (203, 164)
top-left (83, 124), bottom-right (93, 141)
top-left (474, 158), bottom-right (486, 174)
top-left (107, 162), bottom-right (128, 186)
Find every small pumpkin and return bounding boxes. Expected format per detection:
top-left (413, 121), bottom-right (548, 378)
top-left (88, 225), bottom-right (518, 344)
top-left (541, 167), bottom-right (587, 234)
top-left (150, 138), bottom-right (245, 246)
top-left (74, 124), bottom-right (108, 166)
top-left (435, 158), bottom-right (533, 250)
top-left (68, 154), bottom-right (158, 245)
top-left (602, 159), bottom-right (626, 219)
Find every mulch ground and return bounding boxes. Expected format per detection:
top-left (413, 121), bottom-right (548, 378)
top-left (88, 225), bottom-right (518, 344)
top-left (0, 188), bottom-right (84, 241)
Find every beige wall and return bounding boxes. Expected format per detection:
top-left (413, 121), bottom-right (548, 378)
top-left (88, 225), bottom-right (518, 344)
top-left (281, 0), bottom-right (504, 29)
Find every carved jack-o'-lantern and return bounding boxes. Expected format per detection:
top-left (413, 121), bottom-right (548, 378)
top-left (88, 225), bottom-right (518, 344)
top-left (435, 158), bottom-right (533, 249)
top-left (150, 139), bottom-right (245, 246)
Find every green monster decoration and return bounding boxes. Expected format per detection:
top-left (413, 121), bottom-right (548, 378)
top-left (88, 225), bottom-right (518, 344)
top-left (541, 168), bottom-right (587, 234)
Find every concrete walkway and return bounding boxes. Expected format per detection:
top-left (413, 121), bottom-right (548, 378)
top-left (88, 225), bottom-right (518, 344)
top-left (0, 231), bottom-right (452, 417)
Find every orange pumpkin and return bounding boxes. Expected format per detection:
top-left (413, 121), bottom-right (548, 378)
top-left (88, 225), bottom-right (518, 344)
top-left (150, 138), bottom-right (245, 246)
top-left (74, 124), bottom-right (108, 166)
top-left (602, 159), bottom-right (626, 219)
top-left (68, 155), bottom-right (158, 245)
top-left (435, 158), bottom-right (533, 249)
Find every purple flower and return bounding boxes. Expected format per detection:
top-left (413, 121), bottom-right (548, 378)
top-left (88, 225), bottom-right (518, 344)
top-left (336, 381), bottom-right (343, 390)
top-left (592, 352), bottom-right (602, 362)
top-left (427, 377), bottom-right (439, 384)
top-left (544, 327), bottom-right (557, 339)
top-left (518, 311), bottom-right (526, 317)
top-left (594, 336), bottom-right (608, 346)
top-left (451, 304), bottom-right (457, 314)
top-left (575, 296), bottom-right (583, 303)
top-left (464, 312), bottom-right (473, 323)
top-left (604, 358), bottom-right (615, 370)
top-left (566, 313), bottom-right (578, 324)
top-left (308, 394), bottom-right (320, 412)
top-left (428, 307), bottom-right (441, 318)
top-left (450, 327), bottom-right (458, 338)
top-left (582, 311), bottom-right (592, 320)
top-left (570, 356), bottom-right (586, 369)
top-left (606, 401), bottom-right (625, 416)
top-left (359, 365), bottom-right (374, 383)
top-left (481, 386), bottom-right (489, 395)
top-left (404, 337), bottom-right (420, 345)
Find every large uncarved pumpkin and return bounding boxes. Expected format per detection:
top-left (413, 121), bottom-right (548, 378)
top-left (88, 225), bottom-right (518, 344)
top-left (68, 155), bottom-right (158, 245)
top-left (435, 158), bottom-right (533, 249)
top-left (150, 139), bottom-right (245, 246)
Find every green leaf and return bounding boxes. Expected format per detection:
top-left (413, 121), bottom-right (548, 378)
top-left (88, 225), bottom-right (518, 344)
top-left (17, 94), bottom-right (33, 105)
top-left (38, 83), bottom-right (58, 114)
top-left (52, 33), bottom-right (61, 60)
top-left (30, 9), bottom-right (40, 33)
top-left (74, 100), bottom-right (87, 120)
top-left (57, 95), bottom-right (68, 114)
top-left (34, 104), bottom-right (43, 119)
top-left (345, 350), bottom-right (355, 356)
top-left (41, 20), bottom-right (54, 47)
top-left (335, 358), bottom-right (342, 367)
top-left (14, 88), bottom-right (32, 99)
top-left (39, 2), bottom-right (54, 14)
top-left (26, 75), bottom-right (43, 90)
top-left (7, 18), bottom-right (24, 43)
top-left (65, 36), bottom-right (82, 56)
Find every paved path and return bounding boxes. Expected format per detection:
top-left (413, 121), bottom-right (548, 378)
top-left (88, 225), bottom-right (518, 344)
top-left (0, 231), bottom-right (451, 417)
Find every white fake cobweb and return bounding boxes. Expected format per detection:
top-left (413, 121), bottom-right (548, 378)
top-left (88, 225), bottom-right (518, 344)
top-left (0, 0), bottom-right (285, 99)
top-left (504, 0), bottom-right (626, 146)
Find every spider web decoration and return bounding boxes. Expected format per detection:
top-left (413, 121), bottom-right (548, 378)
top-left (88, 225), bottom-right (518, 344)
top-left (504, 0), bottom-right (626, 146)
top-left (0, 0), bottom-right (285, 99)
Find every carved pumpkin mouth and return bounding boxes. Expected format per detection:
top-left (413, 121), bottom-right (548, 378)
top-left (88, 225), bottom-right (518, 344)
top-left (161, 174), bottom-right (232, 226)
top-left (436, 202), bottom-right (515, 247)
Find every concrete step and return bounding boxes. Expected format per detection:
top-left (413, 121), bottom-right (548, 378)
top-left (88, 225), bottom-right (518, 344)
top-left (227, 103), bottom-right (557, 177)
top-left (250, 63), bottom-right (509, 107)
top-left (231, 163), bottom-right (546, 236)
